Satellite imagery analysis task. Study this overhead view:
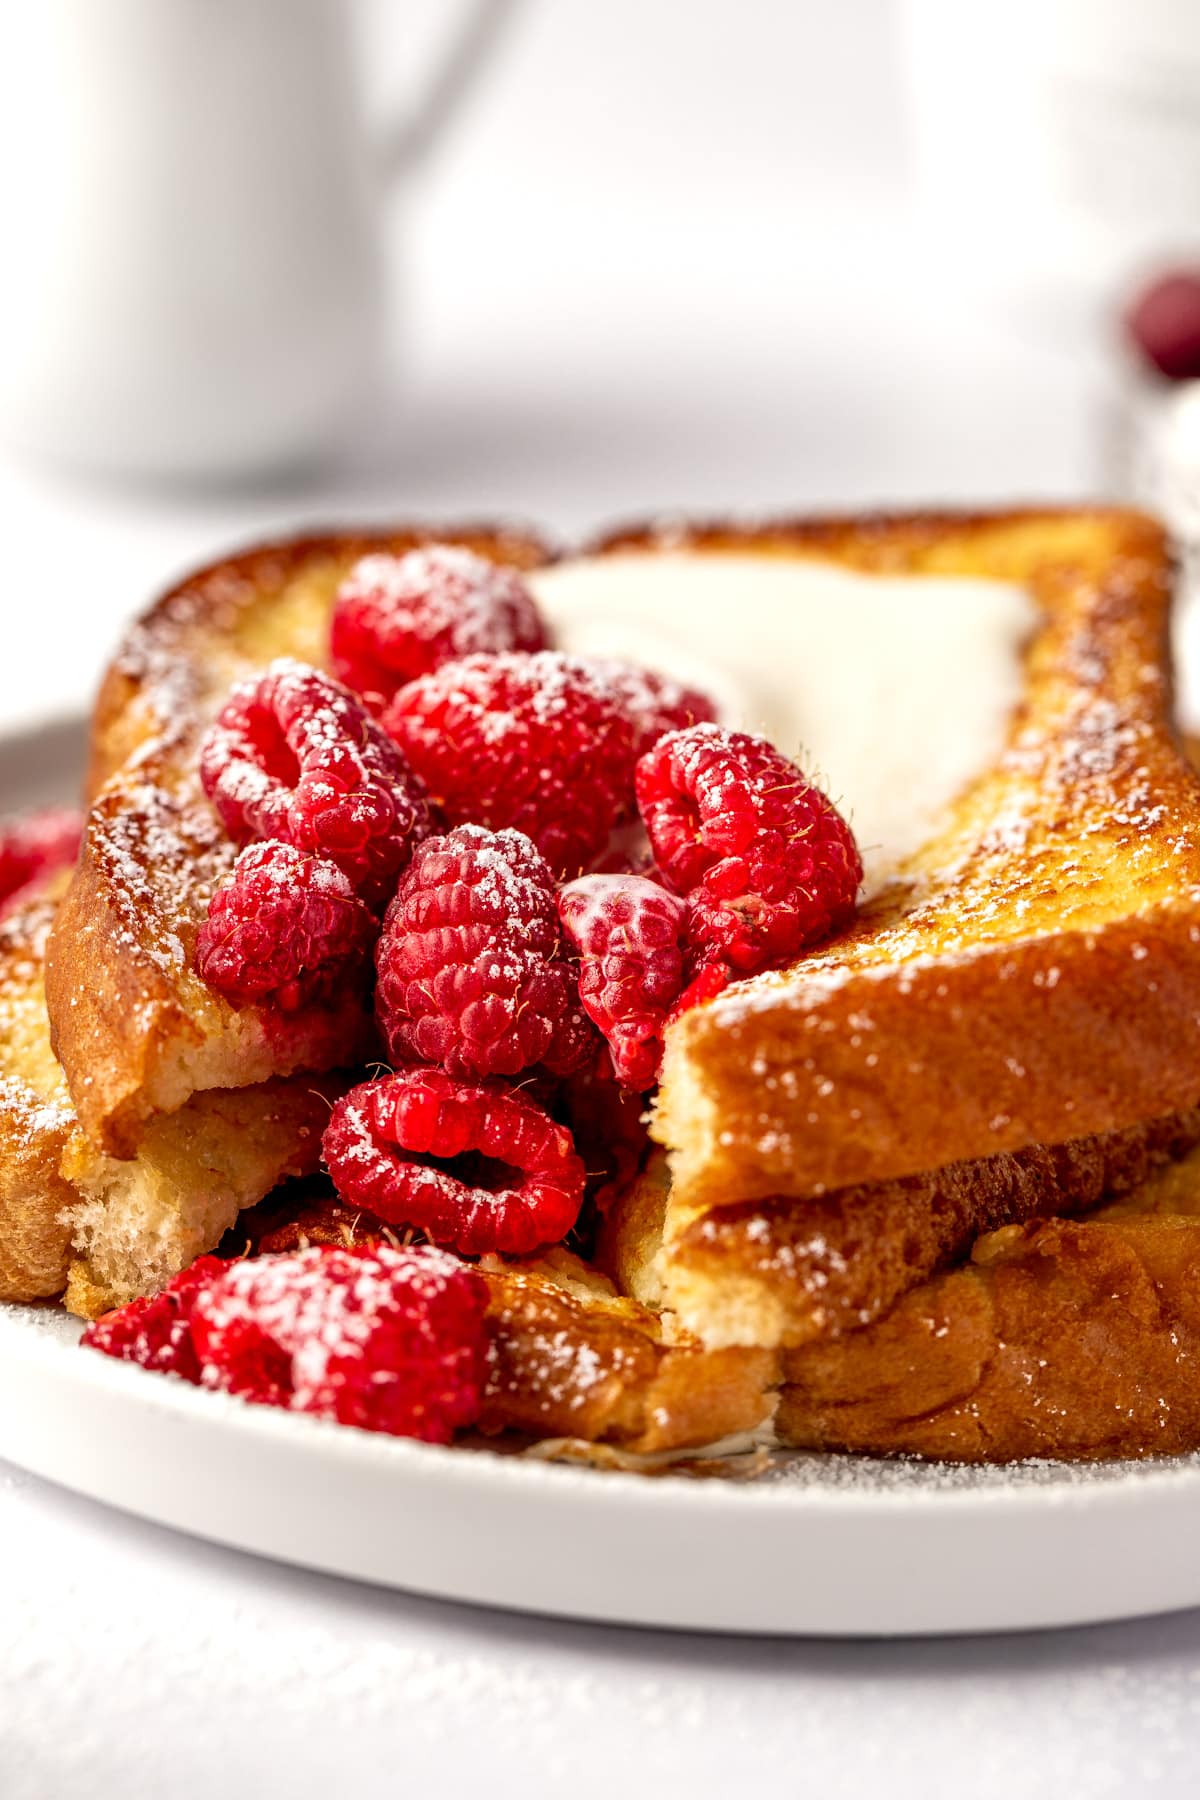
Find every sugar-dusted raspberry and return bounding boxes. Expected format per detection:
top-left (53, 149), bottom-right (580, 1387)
top-left (195, 841), bottom-right (376, 1012)
top-left (589, 661), bottom-right (717, 758)
top-left (331, 545), bottom-right (550, 711)
top-left (558, 873), bottom-right (687, 1089)
top-left (200, 659), bottom-right (433, 909)
top-left (190, 1244), bottom-right (489, 1441)
top-left (0, 807), bottom-right (81, 914)
top-left (375, 824), bottom-right (594, 1079)
top-left (636, 723), bottom-right (862, 976)
top-left (81, 1255), bottom-right (227, 1381)
top-left (383, 651), bottom-right (643, 877)
top-left (323, 1069), bottom-right (586, 1256)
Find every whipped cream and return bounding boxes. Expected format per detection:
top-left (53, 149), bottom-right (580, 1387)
top-left (529, 552), bottom-right (1036, 886)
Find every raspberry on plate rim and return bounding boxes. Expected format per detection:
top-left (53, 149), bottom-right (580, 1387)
top-left (0, 807), bottom-right (82, 915)
top-left (84, 1244), bottom-right (490, 1445)
top-left (81, 1255), bottom-right (229, 1382)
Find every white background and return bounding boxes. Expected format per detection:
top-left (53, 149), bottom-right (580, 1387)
top-left (1, 5), bottom-right (1191, 1797)
top-left (0, 0), bottom-right (1114, 732)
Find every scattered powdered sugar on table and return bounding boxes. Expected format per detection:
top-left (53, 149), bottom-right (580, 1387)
top-left (762, 1448), bottom-right (1200, 1493)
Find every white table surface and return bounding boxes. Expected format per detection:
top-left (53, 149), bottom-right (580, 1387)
top-left (2, 5), bottom-right (1192, 1795)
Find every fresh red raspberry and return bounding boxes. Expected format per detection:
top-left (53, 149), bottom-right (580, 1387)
top-left (558, 874), bottom-right (687, 1089)
top-left (0, 807), bottom-right (81, 913)
top-left (323, 1069), bottom-right (587, 1256)
top-left (382, 651), bottom-right (641, 878)
top-left (195, 841), bottom-right (376, 1012)
top-left (374, 824), bottom-right (594, 1079)
top-left (200, 659), bottom-right (433, 909)
top-left (189, 1244), bottom-right (488, 1441)
top-left (636, 723), bottom-right (862, 976)
top-left (590, 661), bottom-right (716, 758)
top-left (331, 545), bottom-right (550, 712)
top-left (669, 960), bottom-right (733, 1020)
top-left (81, 1255), bottom-right (227, 1381)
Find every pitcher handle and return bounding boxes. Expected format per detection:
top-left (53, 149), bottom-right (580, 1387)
top-left (374, 0), bottom-right (521, 180)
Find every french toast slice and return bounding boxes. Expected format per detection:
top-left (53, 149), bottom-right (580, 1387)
top-left (595, 509), bottom-right (1200, 1346)
top-left (45, 526), bottom-right (554, 1157)
top-left (777, 1144), bottom-right (1200, 1461)
top-left (0, 872), bottom-right (348, 1313)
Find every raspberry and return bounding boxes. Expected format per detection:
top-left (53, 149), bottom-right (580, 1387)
top-left (81, 1242), bottom-right (489, 1444)
top-left (590, 661), bottom-right (716, 758)
top-left (0, 808), bottom-right (81, 913)
top-left (191, 1244), bottom-right (488, 1442)
top-left (636, 723), bottom-right (862, 976)
top-left (200, 659), bottom-right (433, 909)
top-left (323, 1069), bottom-right (586, 1256)
top-left (331, 545), bottom-right (550, 711)
top-left (383, 651), bottom-right (641, 878)
top-left (1124, 270), bottom-right (1200, 380)
top-left (669, 960), bottom-right (733, 1020)
top-left (195, 841), bottom-right (376, 1012)
top-left (374, 824), bottom-right (594, 1079)
top-left (558, 874), bottom-right (687, 1089)
top-left (81, 1255), bottom-right (227, 1381)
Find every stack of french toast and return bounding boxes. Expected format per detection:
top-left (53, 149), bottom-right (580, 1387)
top-left (6, 505), bottom-right (1200, 1464)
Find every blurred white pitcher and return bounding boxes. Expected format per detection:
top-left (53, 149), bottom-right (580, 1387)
top-left (0, 0), bottom-right (510, 481)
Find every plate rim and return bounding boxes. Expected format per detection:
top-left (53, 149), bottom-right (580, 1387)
top-left (7, 1301), bottom-right (1200, 1516)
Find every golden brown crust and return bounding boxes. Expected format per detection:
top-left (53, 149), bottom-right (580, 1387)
top-left (609, 1109), bottom-right (1200, 1348)
top-left (46, 525), bottom-right (556, 1154)
top-left (778, 1175), bottom-right (1200, 1462)
top-left (0, 877), bottom-right (76, 1301)
top-left (476, 1253), bottom-right (777, 1452)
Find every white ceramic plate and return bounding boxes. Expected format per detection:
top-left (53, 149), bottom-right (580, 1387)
top-left (5, 718), bottom-right (1200, 1638)
top-left (6, 1300), bottom-right (1200, 1637)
